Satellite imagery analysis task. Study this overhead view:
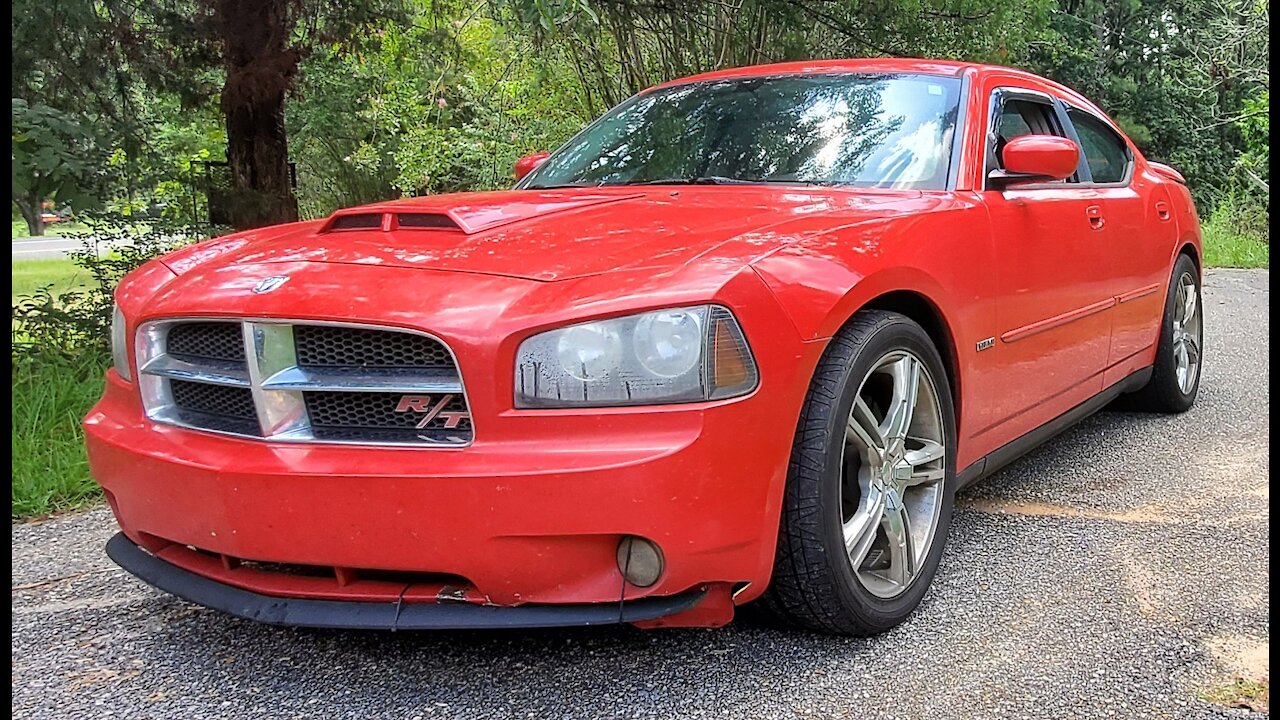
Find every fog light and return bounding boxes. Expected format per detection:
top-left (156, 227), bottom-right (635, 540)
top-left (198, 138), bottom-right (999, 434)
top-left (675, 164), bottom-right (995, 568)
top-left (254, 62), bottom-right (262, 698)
top-left (616, 536), bottom-right (664, 587)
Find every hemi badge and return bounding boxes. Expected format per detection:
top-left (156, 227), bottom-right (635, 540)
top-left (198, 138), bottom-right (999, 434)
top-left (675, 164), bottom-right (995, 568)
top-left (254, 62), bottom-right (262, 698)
top-left (976, 337), bottom-right (995, 352)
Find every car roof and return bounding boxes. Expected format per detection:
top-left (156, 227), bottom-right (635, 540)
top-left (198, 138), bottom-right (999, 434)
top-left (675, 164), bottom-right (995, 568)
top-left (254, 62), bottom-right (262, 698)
top-left (648, 58), bottom-right (1107, 121)
top-left (652, 58), bottom-right (974, 88)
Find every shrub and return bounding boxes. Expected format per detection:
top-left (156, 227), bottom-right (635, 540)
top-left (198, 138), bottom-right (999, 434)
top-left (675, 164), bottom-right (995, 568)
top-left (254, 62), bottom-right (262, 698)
top-left (11, 218), bottom-right (219, 518)
top-left (12, 219), bottom-right (215, 362)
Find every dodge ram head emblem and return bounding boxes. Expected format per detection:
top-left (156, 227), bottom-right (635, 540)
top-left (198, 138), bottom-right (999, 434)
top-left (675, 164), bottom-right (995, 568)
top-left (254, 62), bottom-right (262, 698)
top-left (252, 275), bottom-right (290, 294)
top-left (394, 394), bottom-right (470, 429)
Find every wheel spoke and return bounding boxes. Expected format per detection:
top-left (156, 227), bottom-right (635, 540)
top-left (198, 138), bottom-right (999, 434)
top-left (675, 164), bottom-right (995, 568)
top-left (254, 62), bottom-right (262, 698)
top-left (1182, 282), bottom-right (1198, 325)
top-left (901, 438), bottom-right (945, 486)
top-left (843, 486), bottom-right (886, 568)
top-left (847, 396), bottom-right (885, 465)
top-left (880, 357), bottom-right (920, 455)
top-left (1184, 331), bottom-right (1201, 365)
top-left (882, 497), bottom-right (915, 588)
top-left (1175, 342), bottom-right (1189, 371)
top-left (904, 438), bottom-right (944, 466)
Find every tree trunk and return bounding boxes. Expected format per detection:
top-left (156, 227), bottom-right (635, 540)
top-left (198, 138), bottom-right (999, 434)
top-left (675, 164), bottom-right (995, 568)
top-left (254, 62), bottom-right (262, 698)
top-left (213, 0), bottom-right (300, 230)
top-left (14, 195), bottom-right (44, 237)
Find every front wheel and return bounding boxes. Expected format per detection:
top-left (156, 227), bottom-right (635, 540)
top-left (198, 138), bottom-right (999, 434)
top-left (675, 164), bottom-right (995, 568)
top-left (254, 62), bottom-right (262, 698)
top-left (762, 310), bottom-right (956, 635)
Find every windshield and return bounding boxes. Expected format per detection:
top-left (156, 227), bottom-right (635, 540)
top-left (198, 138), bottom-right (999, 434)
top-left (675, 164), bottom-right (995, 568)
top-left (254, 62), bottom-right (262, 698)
top-left (522, 74), bottom-right (962, 190)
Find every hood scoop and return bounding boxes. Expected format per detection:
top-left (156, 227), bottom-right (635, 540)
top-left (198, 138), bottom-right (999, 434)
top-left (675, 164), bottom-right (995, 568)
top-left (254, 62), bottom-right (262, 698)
top-left (319, 193), bottom-right (644, 236)
top-left (322, 212), bottom-right (462, 233)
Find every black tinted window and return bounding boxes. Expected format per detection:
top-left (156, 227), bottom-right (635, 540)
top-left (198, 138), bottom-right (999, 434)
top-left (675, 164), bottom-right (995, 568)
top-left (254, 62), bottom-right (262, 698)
top-left (996, 103), bottom-right (1035, 144)
top-left (1068, 109), bottom-right (1130, 184)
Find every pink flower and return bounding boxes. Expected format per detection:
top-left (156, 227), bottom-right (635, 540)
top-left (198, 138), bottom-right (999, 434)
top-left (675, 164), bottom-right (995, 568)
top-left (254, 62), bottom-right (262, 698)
top-left (437, 97), bottom-right (448, 109)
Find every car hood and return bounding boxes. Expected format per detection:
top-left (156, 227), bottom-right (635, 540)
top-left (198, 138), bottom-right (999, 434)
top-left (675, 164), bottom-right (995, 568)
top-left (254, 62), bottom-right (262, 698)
top-left (163, 187), bottom-right (920, 282)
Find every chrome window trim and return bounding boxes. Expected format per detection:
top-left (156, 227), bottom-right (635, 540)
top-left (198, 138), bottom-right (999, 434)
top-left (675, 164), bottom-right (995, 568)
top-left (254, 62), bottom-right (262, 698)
top-left (135, 317), bottom-right (473, 448)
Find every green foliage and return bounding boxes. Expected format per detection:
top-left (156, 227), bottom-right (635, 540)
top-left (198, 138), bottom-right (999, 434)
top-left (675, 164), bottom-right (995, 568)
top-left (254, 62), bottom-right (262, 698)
top-left (288, 8), bottom-right (587, 216)
top-left (1237, 89), bottom-right (1269, 181)
top-left (11, 223), bottom-right (213, 518)
top-left (12, 221), bottom-right (209, 360)
top-left (11, 0), bottom-right (1268, 226)
top-left (10, 100), bottom-right (108, 234)
top-left (12, 351), bottom-right (111, 518)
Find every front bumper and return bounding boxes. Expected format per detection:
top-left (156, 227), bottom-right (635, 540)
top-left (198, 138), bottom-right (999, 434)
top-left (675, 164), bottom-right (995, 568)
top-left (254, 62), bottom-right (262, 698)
top-left (106, 533), bottom-right (708, 629)
top-left (85, 359), bottom-right (807, 625)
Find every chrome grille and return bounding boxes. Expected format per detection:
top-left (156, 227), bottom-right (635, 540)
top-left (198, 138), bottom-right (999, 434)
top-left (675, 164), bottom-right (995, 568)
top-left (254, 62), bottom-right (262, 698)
top-left (136, 320), bottom-right (472, 446)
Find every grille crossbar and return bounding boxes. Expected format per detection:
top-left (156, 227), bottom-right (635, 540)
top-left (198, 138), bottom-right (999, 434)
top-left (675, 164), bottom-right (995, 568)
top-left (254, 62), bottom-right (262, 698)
top-left (136, 320), bottom-right (472, 446)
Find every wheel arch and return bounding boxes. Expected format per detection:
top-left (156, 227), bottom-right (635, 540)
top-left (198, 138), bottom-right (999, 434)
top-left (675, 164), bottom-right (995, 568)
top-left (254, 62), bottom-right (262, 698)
top-left (1178, 240), bottom-right (1201, 275)
top-left (862, 291), bottom-right (961, 431)
top-left (832, 287), bottom-right (963, 437)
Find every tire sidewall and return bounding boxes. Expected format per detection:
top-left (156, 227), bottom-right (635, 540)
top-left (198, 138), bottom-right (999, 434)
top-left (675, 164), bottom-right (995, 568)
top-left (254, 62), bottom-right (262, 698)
top-left (819, 317), bottom-right (958, 626)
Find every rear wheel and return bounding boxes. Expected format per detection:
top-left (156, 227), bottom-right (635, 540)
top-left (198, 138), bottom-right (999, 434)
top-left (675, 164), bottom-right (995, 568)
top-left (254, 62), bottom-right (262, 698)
top-left (762, 310), bottom-right (955, 635)
top-left (1120, 254), bottom-right (1203, 413)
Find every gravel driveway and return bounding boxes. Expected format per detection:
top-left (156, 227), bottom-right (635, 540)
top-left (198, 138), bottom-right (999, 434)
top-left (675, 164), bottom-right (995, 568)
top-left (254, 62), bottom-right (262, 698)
top-left (12, 269), bottom-right (1269, 720)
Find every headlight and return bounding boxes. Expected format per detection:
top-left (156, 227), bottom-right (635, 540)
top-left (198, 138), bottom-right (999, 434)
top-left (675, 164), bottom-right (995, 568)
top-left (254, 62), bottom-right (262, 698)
top-left (515, 305), bottom-right (758, 408)
top-left (111, 303), bottom-right (132, 382)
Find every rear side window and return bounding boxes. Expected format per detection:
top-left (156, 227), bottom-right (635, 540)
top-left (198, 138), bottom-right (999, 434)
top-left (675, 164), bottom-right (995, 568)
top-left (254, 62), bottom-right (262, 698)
top-left (1067, 109), bottom-right (1131, 184)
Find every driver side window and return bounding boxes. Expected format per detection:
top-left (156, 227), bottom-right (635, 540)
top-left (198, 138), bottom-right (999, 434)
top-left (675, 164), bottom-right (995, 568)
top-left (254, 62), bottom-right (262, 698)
top-left (986, 94), bottom-right (1078, 182)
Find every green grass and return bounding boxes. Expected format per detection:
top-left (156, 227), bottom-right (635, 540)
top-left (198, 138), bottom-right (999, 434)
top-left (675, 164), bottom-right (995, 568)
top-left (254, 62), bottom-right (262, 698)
top-left (1202, 219), bottom-right (1269, 268)
top-left (11, 258), bottom-right (97, 301)
top-left (1201, 678), bottom-right (1269, 713)
top-left (12, 257), bottom-right (108, 518)
top-left (11, 218), bottom-right (96, 238)
top-left (11, 353), bottom-right (110, 519)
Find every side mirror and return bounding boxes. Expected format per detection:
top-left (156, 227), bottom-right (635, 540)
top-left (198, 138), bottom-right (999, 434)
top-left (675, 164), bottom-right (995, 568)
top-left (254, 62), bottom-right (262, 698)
top-left (514, 151), bottom-right (550, 181)
top-left (988, 135), bottom-right (1080, 187)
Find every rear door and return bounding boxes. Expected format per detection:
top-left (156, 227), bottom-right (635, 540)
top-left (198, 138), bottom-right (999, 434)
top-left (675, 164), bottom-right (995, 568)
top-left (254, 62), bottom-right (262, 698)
top-left (1062, 107), bottom-right (1171, 369)
top-left (979, 84), bottom-right (1112, 435)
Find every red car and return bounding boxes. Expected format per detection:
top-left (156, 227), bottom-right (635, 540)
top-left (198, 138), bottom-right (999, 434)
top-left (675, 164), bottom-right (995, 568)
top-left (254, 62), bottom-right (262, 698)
top-left (87, 59), bottom-right (1203, 635)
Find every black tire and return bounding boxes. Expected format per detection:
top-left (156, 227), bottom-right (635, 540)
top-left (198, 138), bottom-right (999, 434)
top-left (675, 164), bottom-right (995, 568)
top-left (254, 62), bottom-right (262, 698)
top-left (1118, 254), bottom-right (1203, 413)
top-left (760, 310), bottom-right (956, 635)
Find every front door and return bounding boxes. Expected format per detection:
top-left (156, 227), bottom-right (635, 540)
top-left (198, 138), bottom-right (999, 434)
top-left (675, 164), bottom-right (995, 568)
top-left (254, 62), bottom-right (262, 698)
top-left (980, 85), bottom-right (1113, 438)
top-left (1062, 106), bottom-right (1170, 370)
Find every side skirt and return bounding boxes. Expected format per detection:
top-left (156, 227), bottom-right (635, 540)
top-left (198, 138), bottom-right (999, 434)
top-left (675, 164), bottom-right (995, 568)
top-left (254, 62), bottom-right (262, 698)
top-left (955, 366), bottom-right (1154, 489)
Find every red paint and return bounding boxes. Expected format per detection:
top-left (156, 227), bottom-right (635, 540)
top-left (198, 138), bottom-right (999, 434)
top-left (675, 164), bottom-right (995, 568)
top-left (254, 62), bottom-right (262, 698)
top-left (86, 59), bottom-right (1201, 628)
top-left (1000, 135), bottom-right (1080, 181)
top-left (513, 151), bottom-right (550, 180)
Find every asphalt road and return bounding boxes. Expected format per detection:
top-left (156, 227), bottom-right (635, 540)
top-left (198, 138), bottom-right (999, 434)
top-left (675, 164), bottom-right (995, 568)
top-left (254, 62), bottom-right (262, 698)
top-left (11, 269), bottom-right (1269, 720)
top-left (12, 235), bottom-right (80, 260)
top-left (12, 235), bottom-right (134, 260)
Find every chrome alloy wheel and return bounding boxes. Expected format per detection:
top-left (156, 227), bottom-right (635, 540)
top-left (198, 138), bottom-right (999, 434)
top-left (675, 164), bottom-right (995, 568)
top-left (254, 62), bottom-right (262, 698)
top-left (841, 351), bottom-right (946, 599)
top-left (1171, 271), bottom-right (1202, 395)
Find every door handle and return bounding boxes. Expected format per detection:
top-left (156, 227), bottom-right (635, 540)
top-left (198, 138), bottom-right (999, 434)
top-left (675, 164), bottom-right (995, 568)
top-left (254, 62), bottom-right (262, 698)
top-left (1086, 204), bottom-right (1105, 230)
top-left (1155, 201), bottom-right (1171, 221)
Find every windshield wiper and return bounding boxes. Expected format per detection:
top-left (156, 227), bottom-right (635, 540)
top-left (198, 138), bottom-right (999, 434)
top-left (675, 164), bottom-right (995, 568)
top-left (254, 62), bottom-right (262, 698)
top-left (618, 176), bottom-right (762, 186)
